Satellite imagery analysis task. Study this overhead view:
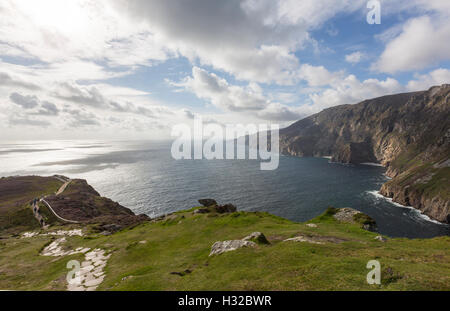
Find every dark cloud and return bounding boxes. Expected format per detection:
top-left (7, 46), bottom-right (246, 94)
top-left (32, 101), bottom-right (60, 116)
top-left (9, 92), bottom-right (39, 109)
top-left (55, 83), bottom-right (106, 108)
top-left (63, 108), bottom-right (100, 127)
top-left (9, 92), bottom-right (60, 116)
top-left (9, 117), bottom-right (51, 127)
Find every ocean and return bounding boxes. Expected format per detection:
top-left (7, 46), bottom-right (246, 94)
top-left (0, 139), bottom-right (448, 238)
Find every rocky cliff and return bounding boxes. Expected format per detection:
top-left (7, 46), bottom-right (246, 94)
top-left (280, 84), bottom-right (450, 223)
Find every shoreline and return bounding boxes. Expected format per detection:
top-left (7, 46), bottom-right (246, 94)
top-left (366, 190), bottom-right (448, 226)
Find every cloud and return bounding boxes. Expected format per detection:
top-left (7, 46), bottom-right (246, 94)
top-left (8, 92), bottom-right (60, 116)
top-left (114, 0), bottom-right (369, 84)
top-left (63, 108), bottom-right (100, 127)
top-left (171, 66), bottom-right (304, 121)
top-left (172, 67), bottom-right (269, 112)
top-left (375, 16), bottom-right (450, 73)
top-left (9, 116), bottom-right (51, 127)
top-left (256, 102), bottom-right (305, 121)
top-left (345, 52), bottom-right (365, 64)
top-left (298, 64), bottom-right (342, 86)
top-left (9, 92), bottom-right (39, 109)
top-left (0, 72), bottom-right (40, 90)
top-left (32, 101), bottom-right (60, 116)
top-left (307, 75), bottom-right (404, 110)
top-left (407, 68), bottom-right (450, 91)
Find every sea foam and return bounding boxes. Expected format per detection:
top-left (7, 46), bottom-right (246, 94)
top-left (366, 190), bottom-right (447, 226)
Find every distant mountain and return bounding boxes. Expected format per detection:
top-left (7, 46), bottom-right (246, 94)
top-left (280, 84), bottom-right (450, 223)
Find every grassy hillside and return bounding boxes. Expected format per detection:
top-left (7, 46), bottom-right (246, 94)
top-left (0, 207), bottom-right (448, 291)
top-left (0, 176), bottom-right (63, 235)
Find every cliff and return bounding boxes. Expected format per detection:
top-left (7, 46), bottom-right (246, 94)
top-left (280, 84), bottom-right (450, 223)
top-left (0, 176), bottom-right (149, 235)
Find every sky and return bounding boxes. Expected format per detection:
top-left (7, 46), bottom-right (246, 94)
top-left (0, 0), bottom-right (449, 141)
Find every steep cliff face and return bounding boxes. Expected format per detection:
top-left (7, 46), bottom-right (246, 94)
top-left (280, 84), bottom-right (450, 223)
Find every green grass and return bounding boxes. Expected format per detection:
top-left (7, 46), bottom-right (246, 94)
top-left (0, 208), bottom-right (448, 291)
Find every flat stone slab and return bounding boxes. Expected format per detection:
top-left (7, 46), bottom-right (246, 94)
top-left (210, 240), bottom-right (257, 256)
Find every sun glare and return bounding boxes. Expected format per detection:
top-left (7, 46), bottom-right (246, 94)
top-left (16, 0), bottom-right (90, 34)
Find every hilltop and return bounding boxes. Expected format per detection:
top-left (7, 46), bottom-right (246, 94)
top-left (0, 176), bottom-right (148, 235)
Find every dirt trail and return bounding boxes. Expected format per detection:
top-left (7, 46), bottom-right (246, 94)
top-left (37, 177), bottom-right (80, 224)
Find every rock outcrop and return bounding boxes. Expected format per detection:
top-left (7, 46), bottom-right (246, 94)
top-left (209, 232), bottom-right (269, 256)
top-left (195, 199), bottom-right (237, 214)
top-left (280, 84), bottom-right (450, 223)
top-left (332, 207), bottom-right (378, 232)
top-left (209, 240), bottom-right (257, 256)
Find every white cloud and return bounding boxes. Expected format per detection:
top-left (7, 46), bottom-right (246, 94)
top-left (113, 0), bottom-right (370, 85)
top-left (375, 15), bottom-right (450, 73)
top-left (307, 75), bottom-right (404, 110)
top-left (172, 67), bottom-right (268, 112)
top-left (172, 66), bottom-right (304, 121)
top-left (345, 52), bottom-right (364, 64)
top-left (407, 68), bottom-right (450, 91)
top-left (298, 64), bottom-right (342, 86)
top-left (0, 0), bottom-right (449, 139)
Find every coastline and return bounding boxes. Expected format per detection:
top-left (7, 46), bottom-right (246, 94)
top-left (366, 190), bottom-right (448, 226)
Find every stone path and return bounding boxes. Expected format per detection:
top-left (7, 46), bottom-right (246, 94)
top-left (41, 237), bottom-right (90, 257)
top-left (22, 229), bottom-right (83, 238)
top-left (22, 229), bottom-right (110, 291)
top-left (68, 249), bottom-right (111, 291)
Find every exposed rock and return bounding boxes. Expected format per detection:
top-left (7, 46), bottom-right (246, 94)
top-left (209, 240), bottom-right (257, 256)
top-left (283, 234), bottom-right (347, 244)
top-left (333, 208), bottom-right (360, 223)
top-left (380, 182), bottom-right (450, 223)
top-left (243, 232), bottom-right (270, 244)
top-left (214, 204), bottom-right (237, 214)
top-left (374, 235), bottom-right (387, 242)
top-left (198, 199), bottom-right (217, 207)
top-left (306, 223), bottom-right (318, 228)
top-left (333, 208), bottom-right (378, 232)
top-left (284, 236), bottom-right (324, 244)
top-left (279, 84), bottom-right (450, 223)
top-left (195, 200), bottom-right (237, 214)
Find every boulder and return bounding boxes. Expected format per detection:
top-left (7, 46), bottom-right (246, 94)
top-left (243, 232), bottom-right (270, 244)
top-left (306, 223), bottom-right (318, 228)
top-left (198, 199), bottom-right (217, 207)
top-left (214, 204), bottom-right (237, 213)
top-left (209, 240), bottom-right (257, 256)
top-left (374, 235), bottom-right (387, 242)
